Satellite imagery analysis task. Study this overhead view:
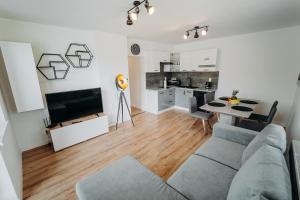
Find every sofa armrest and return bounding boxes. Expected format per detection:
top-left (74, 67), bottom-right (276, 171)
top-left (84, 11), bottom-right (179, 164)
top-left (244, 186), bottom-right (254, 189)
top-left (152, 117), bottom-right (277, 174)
top-left (212, 123), bottom-right (258, 146)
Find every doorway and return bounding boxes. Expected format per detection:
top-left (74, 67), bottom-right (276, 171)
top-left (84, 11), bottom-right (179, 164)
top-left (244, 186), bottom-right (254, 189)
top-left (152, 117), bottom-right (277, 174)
top-left (128, 56), bottom-right (145, 117)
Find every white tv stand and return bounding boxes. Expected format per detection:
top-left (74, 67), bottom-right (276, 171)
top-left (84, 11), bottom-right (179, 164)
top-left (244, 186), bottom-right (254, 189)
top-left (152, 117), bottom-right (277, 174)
top-left (46, 113), bottom-right (109, 152)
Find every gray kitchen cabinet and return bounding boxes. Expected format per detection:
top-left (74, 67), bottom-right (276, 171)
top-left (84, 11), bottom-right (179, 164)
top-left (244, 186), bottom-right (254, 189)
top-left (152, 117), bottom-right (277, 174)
top-left (167, 88), bottom-right (175, 106)
top-left (175, 88), bottom-right (186, 108)
top-left (158, 90), bottom-right (167, 111)
top-left (185, 89), bottom-right (194, 107)
top-left (175, 88), bottom-right (194, 108)
top-left (158, 88), bottom-right (175, 111)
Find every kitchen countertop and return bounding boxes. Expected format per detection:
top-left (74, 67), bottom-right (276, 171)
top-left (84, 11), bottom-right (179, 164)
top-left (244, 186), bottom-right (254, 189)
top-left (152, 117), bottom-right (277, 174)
top-left (146, 86), bottom-right (217, 93)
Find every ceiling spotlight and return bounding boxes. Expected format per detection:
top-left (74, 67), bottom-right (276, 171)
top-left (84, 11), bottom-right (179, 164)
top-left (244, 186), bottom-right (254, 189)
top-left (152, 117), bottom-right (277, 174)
top-left (202, 26), bottom-right (208, 36)
top-left (145, 0), bottom-right (155, 15)
top-left (183, 32), bottom-right (189, 40)
top-left (129, 12), bottom-right (138, 21)
top-left (147, 6), bottom-right (155, 15)
top-left (126, 0), bottom-right (155, 25)
top-left (127, 15), bottom-right (133, 25)
top-left (183, 25), bottom-right (209, 39)
top-left (194, 30), bottom-right (199, 38)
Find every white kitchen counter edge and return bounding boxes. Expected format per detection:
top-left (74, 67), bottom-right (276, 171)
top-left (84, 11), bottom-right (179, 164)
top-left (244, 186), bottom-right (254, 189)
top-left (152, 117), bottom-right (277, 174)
top-left (0, 120), bottom-right (8, 146)
top-left (146, 87), bottom-right (217, 93)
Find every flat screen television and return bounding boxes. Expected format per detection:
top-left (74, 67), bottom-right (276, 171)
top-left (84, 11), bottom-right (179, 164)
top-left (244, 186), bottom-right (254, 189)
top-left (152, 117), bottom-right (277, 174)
top-left (45, 88), bottom-right (103, 125)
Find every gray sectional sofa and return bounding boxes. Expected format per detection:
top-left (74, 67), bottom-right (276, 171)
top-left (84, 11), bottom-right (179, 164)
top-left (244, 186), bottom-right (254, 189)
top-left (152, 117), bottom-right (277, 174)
top-left (76, 123), bottom-right (292, 200)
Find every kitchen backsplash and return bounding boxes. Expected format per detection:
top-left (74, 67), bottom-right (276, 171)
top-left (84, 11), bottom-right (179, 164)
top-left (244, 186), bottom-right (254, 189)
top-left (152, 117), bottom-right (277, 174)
top-left (146, 71), bottom-right (219, 89)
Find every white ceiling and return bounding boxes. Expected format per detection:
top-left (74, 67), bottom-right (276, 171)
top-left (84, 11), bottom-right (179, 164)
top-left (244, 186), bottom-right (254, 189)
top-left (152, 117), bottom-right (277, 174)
top-left (0, 0), bottom-right (300, 44)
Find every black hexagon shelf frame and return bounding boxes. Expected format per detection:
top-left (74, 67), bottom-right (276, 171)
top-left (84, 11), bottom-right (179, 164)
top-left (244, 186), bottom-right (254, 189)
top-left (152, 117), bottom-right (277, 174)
top-left (36, 53), bottom-right (70, 80)
top-left (65, 43), bottom-right (93, 68)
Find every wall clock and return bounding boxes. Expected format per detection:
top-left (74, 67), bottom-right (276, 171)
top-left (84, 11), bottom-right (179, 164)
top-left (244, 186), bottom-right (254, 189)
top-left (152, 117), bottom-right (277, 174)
top-left (131, 43), bottom-right (141, 55)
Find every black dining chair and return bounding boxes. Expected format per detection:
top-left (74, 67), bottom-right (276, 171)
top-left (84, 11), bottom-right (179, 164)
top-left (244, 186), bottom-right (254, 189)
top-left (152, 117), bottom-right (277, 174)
top-left (248, 101), bottom-right (278, 122)
top-left (238, 101), bottom-right (278, 131)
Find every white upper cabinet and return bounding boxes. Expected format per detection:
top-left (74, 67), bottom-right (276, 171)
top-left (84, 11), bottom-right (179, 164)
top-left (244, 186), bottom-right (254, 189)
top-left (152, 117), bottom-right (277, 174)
top-left (193, 48), bottom-right (218, 66)
top-left (180, 48), bottom-right (218, 71)
top-left (180, 51), bottom-right (195, 71)
top-left (0, 42), bottom-right (44, 112)
top-left (144, 51), bottom-right (170, 72)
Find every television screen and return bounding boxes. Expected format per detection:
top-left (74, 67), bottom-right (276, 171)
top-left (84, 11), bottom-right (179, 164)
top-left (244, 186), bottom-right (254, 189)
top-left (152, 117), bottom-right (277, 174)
top-left (46, 88), bottom-right (103, 125)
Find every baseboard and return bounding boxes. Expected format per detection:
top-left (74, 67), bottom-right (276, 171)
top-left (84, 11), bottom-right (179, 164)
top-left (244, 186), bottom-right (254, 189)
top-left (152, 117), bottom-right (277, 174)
top-left (173, 106), bottom-right (189, 112)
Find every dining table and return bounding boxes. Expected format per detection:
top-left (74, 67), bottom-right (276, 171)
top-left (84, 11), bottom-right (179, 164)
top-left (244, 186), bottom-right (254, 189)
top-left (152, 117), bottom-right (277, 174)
top-left (200, 97), bottom-right (259, 125)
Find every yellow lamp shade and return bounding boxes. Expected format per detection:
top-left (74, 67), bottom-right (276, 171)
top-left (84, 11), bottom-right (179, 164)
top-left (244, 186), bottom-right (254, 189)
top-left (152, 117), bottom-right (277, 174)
top-left (115, 74), bottom-right (128, 90)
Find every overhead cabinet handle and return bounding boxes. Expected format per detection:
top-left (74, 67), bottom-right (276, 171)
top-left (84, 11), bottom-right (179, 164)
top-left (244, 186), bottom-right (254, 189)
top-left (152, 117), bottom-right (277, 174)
top-left (204, 57), bottom-right (210, 61)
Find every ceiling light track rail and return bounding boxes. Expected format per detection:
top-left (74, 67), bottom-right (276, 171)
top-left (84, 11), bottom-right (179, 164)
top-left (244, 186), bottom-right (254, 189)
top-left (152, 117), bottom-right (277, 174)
top-left (184, 25), bottom-right (209, 39)
top-left (127, 0), bottom-right (155, 25)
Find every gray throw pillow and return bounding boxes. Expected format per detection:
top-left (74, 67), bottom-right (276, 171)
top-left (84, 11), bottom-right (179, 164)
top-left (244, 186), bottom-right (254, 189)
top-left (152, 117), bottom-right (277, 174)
top-left (227, 145), bottom-right (291, 200)
top-left (241, 124), bottom-right (286, 164)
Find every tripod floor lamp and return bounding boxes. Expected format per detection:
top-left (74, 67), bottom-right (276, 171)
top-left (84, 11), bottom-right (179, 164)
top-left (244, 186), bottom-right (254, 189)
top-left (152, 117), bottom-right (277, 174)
top-left (115, 74), bottom-right (134, 129)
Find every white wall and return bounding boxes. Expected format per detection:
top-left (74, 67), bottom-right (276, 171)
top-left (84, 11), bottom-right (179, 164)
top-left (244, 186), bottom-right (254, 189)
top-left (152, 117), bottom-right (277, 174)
top-left (0, 91), bottom-right (22, 199)
top-left (287, 82), bottom-right (300, 143)
top-left (127, 38), bottom-right (172, 54)
top-left (0, 18), bottom-right (130, 151)
top-left (127, 39), bottom-right (172, 111)
top-left (173, 26), bottom-right (300, 126)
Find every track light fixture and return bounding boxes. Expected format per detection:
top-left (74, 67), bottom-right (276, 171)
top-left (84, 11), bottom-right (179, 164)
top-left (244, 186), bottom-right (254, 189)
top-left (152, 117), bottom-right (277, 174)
top-left (183, 26), bottom-right (209, 40)
top-left (126, 0), bottom-right (155, 26)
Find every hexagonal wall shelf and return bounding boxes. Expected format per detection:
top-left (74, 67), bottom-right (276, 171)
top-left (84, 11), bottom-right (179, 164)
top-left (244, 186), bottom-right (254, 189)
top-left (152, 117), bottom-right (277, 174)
top-left (65, 43), bottom-right (93, 68)
top-left (36, 53), bottom-right (70, 80)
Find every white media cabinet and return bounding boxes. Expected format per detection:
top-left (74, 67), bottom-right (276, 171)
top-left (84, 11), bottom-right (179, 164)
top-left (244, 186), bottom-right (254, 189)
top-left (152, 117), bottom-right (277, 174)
top-left (46, 113), bottom-right (109, 152)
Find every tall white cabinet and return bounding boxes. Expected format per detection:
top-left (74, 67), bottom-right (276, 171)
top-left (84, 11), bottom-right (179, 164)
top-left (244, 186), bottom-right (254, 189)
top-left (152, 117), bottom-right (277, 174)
top-left (0, 42), bottom-right (44, 112)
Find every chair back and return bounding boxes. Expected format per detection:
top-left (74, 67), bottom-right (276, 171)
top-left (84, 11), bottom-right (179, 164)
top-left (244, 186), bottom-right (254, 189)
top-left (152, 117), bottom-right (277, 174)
top-left (266, 107), bottom-right (277, 124)
top-left (204, 92), bottom-right (215, 104)
top-left (188, 97), bottom-right (198, 113)
top-left (271, 101), bottom-right (278, 109)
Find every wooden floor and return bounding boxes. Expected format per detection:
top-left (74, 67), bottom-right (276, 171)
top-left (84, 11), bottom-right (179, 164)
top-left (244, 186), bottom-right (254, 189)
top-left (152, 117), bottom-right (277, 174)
top-left (23, 109), bottom-right (215, 200)
top-left (131, 106), bottom-right (144, 116)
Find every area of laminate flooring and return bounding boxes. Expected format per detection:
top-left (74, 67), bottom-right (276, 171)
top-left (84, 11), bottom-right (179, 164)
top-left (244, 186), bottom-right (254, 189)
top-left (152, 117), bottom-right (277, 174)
top-left (23, 109), bottom-right (215, 200)
top-left (131, 106), bottom-right (145, 116)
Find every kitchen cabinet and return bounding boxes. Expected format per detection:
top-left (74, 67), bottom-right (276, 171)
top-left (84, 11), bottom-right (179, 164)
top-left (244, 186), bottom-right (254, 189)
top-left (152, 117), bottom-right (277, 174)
top-left (185, 89), bottom-right (194, 107)
top-left (193, 49), bottom-right (218, 66)
top-left (158, 88), bottom-right (175, 111)
top-left (180, 48), bottom-right (218, 71)
top-left (170, 53), bottom-right (180, 72)
top-left (175, 88), bottom-right (193, 108)
top-left (145, 88), bottom-right (175, 114)
top-left (144, 51), bottom-right (170, 72)
top-left (180, 52), bottom-right (193, 72)
top-left (0, 42), bottom-right (44, 112)
top-left (175, 88), bottom-right (186, 107)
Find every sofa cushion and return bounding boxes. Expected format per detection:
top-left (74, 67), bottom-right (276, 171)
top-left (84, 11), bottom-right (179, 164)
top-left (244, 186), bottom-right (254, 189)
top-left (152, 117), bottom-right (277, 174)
top-left (167, 155), bottom-right (236, 200)
top-left (227, 145), bottom-right (292, 200)
top-left (194, 137), bottom-right (246, 170)
top-left (242, 124), bottom-right (286, 164)
top-left (76, 155), bottom-right (187, 200)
